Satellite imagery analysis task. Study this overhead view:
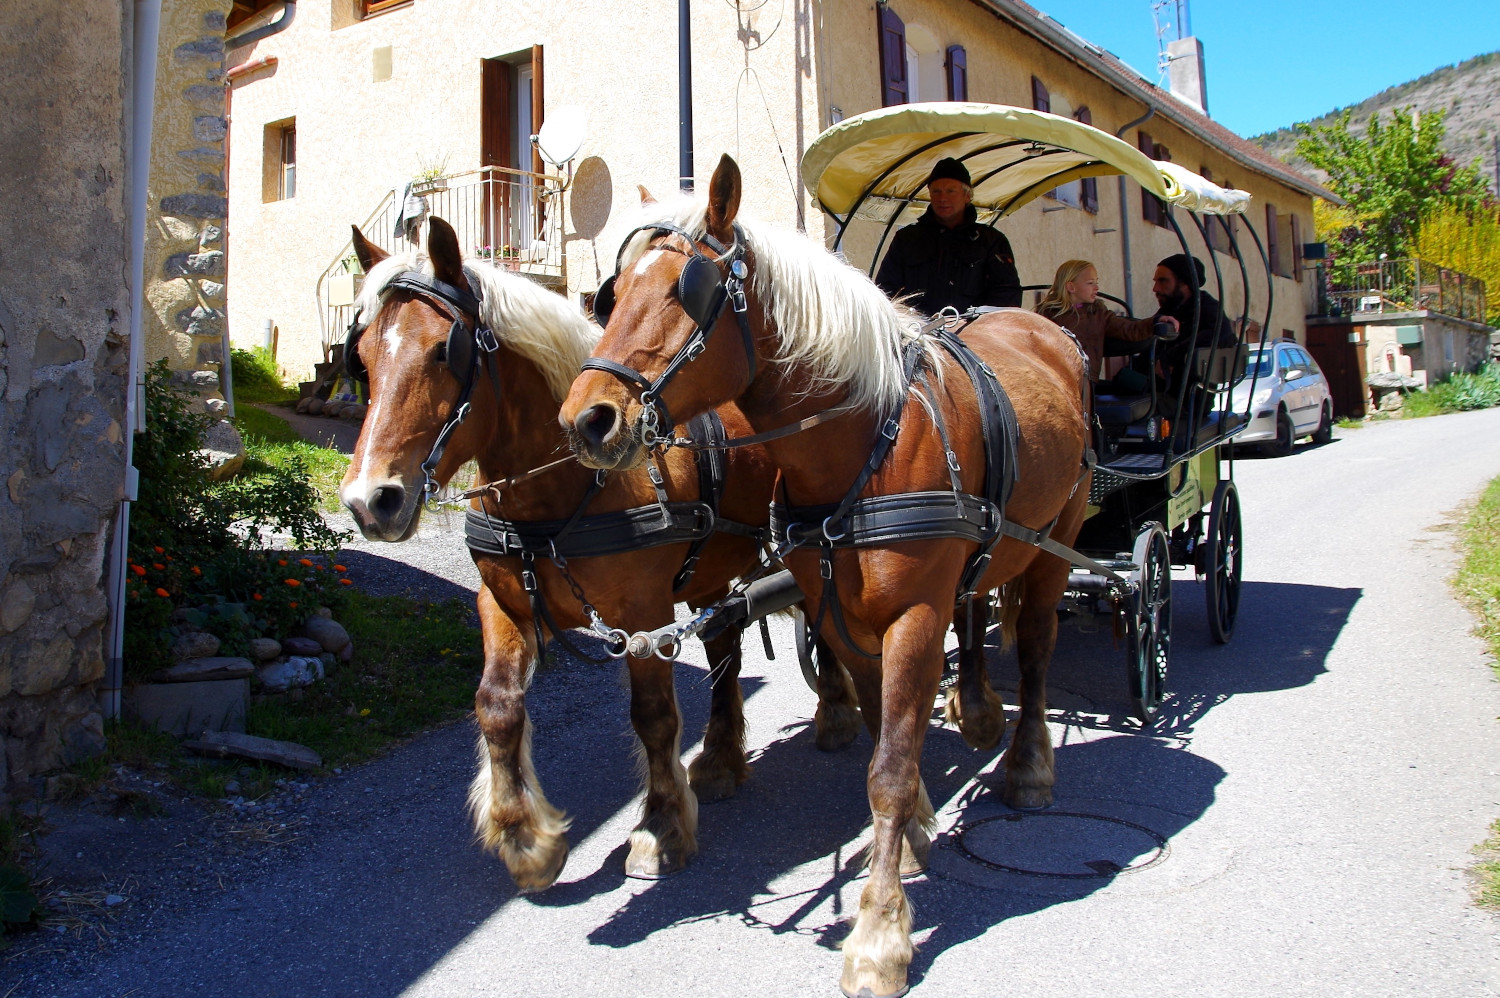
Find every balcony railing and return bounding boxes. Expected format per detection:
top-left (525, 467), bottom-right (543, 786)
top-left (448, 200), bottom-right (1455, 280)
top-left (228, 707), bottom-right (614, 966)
top-left (316, 165), bottom-right (565, 361)
top-left (1316, 257), bottom-right (1488, 325)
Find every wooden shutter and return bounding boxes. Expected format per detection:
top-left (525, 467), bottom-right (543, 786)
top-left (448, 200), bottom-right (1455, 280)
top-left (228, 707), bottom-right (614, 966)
top-left (1031, 76), bottom-right (1050, 112)
top-left (481, 58), bottom-right (510, 168)
top-left (1265, 204), bottom-right (1281, 277)
top-left (1075, 106), bottom-right (1098, 213)
top-left (1290, 213), bottom-right (1304, 282)
top-left (877, 6), bottom-right (907, 107)
top-left (1139, 131), bottom-right (1163, 226)
top-left (530, 45), bottom-right (544, 175)
top-left (945, 45), bottom-right (967, 101)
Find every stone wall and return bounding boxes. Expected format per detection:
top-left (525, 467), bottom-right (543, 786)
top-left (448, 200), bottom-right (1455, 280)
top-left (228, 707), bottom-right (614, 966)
top-left (0, 0), bottom-right (132, 794)
top-left (146, 0), bottom-right (235, 398)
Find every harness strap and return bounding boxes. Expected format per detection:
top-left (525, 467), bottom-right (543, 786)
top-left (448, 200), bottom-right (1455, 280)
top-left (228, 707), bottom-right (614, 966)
top-left (673, 411), bottom-right (728, 593)
top-left (464, 501), bottom-right (716, 560)
top-left (519, 552), bottom-right (614, 665)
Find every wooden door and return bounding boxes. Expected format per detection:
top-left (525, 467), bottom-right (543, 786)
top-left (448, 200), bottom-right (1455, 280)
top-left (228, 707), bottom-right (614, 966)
top-left (480, 58), bottom-right (511, 253)
top-left (1305, 323), bottom-right (1366, 418)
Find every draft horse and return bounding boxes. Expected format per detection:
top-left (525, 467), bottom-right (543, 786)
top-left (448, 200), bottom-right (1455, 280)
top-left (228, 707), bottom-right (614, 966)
top-left (339, 217), bottom-right (860, 888)
top-left (562, 156), bottom-right (1091, 997)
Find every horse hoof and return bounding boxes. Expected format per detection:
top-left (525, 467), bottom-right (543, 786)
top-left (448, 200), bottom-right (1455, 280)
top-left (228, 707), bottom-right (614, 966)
top-left (840, 964), bottom-right (910, 998)
top-left (688, 770), bottom-right (741, 802)
top-left (1003, 784), bottom-right (1053, 810)
top-left (815, 724), bottom-right (859, 752)
top-left (625, 832), bottom-right (692, 880)
top-left (508, 841), bottom-right (570, 893)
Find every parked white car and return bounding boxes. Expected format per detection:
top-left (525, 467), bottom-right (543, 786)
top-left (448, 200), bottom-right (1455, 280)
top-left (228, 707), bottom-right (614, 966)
top-left (1230, 339), bottom-right (1334, 456)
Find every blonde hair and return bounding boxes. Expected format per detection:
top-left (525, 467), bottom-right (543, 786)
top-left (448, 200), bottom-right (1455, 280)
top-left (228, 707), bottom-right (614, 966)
top-left (1035, 259), bottom-right (1098, 318)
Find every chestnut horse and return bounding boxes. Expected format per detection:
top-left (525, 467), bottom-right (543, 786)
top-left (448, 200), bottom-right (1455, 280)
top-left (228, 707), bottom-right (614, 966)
top-left (340, 217), bottom-right (860, 888)
top-left (562, 156), bottom-right (1091, 997)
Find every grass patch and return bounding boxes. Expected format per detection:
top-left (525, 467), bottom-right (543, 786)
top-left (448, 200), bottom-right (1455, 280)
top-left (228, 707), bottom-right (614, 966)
top-left (234, 406), bottom-right (350, 514)
top-left (247, 591), bottom-right (482, 768)
top-left (1335, 417), bottom-right (1365, 430)
top-left (232, 347), bottom-right (299, 406)
top-left (1458, 476), bottom-right (1500, 907)
top-left (1474, 820), bottom-right (1500, 908)
top-left (1404, 363), bottom-right (1500, 419)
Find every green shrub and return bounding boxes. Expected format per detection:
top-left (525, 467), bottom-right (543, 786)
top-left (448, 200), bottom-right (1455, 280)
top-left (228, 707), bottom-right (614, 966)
top-left (1409, 362), bottom-right (1500, 417)
top-left (231, 347), bottom-right (297, 405)
top-left (124, 361), bottom-right (349, 678)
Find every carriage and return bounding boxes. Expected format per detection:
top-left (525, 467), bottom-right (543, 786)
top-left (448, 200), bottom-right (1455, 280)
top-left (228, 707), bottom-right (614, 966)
top-left (797, 102), bottom-right (1267, 723)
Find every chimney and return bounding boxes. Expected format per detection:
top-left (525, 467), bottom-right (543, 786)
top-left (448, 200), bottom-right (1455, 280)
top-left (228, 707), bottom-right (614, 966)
top-left (1166, 36), bottom-right (1208, 115)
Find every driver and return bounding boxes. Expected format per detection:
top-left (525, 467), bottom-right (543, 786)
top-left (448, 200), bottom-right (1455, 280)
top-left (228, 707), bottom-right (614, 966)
top-left (1152, 254), bottom-right (1237, 399)
top-left (875, 158), bottom-right (1022, 315)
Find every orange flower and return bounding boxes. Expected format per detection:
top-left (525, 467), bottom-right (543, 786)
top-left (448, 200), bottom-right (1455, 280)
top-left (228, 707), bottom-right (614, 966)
top-left (190, 566), bottom-right (202, 576)
top-left (339, 578), bottom-right (353, 586)
top-left (154, 588), bottom-right (170, 598)
top-left (333, 565), bottom-right (347, 573)
top-left (153, 546), bottom-right (164, 554)
top-left (153, 563), bottom-right (165, 571)
top-left (315, 564), bottom-right (325, 571)
top-left (284, 578), bottom-right (301, 587)
top-left (299, 558), bottom-right (314, 567)
top-left (289, 601), bottom-right (298, 609)
top-left (252, 593), bottom-right (263, 601)
top-left (131, 565), bottom-right (146, 577)
top-left (277, 559), bottom-right (288, 566)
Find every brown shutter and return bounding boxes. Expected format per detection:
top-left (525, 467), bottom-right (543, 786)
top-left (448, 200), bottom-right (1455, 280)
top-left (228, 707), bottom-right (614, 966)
top-left (945, 45), bottom-right (967, 101)
top-left (1139, 131), bottom-right (1163, 226)
top-left (1290, 213), bottom-right (1304, 282)
top-left (877, 5), bottom-right (907, 107)
top-left (530, 45), bottom-right (545, 176)
top-left (481, 58), bottom-right (510, 168)
top-left (1075, 106), bottom-right (1098, 213)
top-left (1265, 204), bottom-right (1281, 277)
top-left (1031, 75), bottom-right (1050, 112)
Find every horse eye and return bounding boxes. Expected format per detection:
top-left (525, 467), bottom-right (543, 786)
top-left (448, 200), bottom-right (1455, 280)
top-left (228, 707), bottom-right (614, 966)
top-left (432, 342), bottom-right (448, 365)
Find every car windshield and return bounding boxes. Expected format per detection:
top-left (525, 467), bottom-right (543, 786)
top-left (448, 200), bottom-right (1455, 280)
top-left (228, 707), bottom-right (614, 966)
top-left (1246, 350), bottom-right (1274, 378)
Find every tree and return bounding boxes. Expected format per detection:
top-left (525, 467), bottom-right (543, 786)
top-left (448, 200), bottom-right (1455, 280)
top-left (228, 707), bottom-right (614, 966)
top-left (1414, 204), bottom-right (1500, 325)
top-left (1296, 107), bottom-right (1492, 265)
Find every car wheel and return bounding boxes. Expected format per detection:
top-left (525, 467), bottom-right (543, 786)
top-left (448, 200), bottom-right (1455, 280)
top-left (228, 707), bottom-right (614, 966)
top-left (1311, 401), bottom-right (1333, 445)
top-left (1264, 406), bottom-right (1295, 457)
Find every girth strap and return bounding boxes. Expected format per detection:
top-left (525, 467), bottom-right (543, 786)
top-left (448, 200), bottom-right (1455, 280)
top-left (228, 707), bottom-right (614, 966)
top-left (772, 491), bottom-right (998, 550)
top-left (464, 501), bottom-right (716, 560)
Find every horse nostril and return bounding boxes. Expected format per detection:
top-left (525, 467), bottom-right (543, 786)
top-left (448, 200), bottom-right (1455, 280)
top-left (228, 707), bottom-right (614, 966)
top-left (576, 404), bottom-right (620, 448)
top-left (370, 485), bottom-right (405, 521)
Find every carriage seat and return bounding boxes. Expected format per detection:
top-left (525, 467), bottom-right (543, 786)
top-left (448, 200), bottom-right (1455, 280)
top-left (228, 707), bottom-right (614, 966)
top-left (1193, 345), bottom-right (1248, 390)
top-left (1093, 393), bottom-right (1153, 426)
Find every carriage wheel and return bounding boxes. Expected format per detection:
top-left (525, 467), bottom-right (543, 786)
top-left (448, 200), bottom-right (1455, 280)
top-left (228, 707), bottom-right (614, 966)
top-left (788, 604), bottom-right (820, 693)
top-left (1204, 480), bottom-right (1243, 644)
top-left (1126, 523), bottom-right (1172, 725)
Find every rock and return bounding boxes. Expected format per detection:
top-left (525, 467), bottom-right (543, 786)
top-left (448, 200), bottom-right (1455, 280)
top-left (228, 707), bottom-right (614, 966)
top-left (315, 606), bottom-right (333, 618)
top-left (299, 615), bottom-right (350, 653)
top-left (0, 579), bottom-right (37, 634)
top-left (181, 731), bottom-right (321, 771)
top-left (199, 418), bottom-right (245, 481)
top-left (148, 656), bottom-right (255, 683)
top-left (124, 679), bottom-right (249, 737)
top-left (255, 655), bottom-right (323, 692)
top-left (340, 404), bottom-right (366, 420)
top-left (323, 402), bottom-right (345, 418)
top-left (203, 397), bottom-right (229, 416)
top-left (223, 780), bottom-right (240, 794)
top-left (295, 396), bottom-right (313, 414)
top-left (248, 637), bottom-right (281, 661)
top-left (171, 631), bottom-right (221, 661)
top-left (104, 894), bottom-right (125, 907)
top-left (1366, 371), bottom-right (1422, 391)
top-left (338, 641), bottom-right (354, 663)
top-left (305, 398), bottom-right (324, 415)
top-left (282, 635), bottom-right (322, 657)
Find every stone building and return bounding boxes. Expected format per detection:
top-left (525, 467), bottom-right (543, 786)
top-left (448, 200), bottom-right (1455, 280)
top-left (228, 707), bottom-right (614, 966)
top-left (223, 0), bottom-right (1331, 380)
top-left (0, 1), bottom-right (137, 795)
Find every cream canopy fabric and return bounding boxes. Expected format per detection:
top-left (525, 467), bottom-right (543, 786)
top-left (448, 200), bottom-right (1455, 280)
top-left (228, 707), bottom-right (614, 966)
top-left (802, 103), bottom-right (1252, 220)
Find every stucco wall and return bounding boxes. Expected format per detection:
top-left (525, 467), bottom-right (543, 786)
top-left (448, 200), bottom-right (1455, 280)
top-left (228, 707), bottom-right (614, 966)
top-left (146, 0), bottom-right (235, 376)
top-left (0, 0), bottom-right (132, 792)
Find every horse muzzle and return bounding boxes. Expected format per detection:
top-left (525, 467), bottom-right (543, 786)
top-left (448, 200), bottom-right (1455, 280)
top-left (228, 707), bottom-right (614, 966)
top-left (562, 400), bottom-right (648, 471)
top-left (341, 476), bottom-right (422, 542)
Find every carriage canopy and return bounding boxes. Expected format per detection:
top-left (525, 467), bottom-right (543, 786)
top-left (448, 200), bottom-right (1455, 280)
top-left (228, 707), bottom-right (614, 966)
top-left (802, 103), bottom-right (1252, 222)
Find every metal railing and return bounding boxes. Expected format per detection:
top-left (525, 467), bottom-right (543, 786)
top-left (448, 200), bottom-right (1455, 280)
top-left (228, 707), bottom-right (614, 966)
top-left (1317, 257), bottom-right (1488, 325)
top-left (315, 165), bottom-right (566, 361)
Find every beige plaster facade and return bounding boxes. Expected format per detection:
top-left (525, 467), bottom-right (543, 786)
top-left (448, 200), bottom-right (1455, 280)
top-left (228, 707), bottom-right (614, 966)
top-left (225, 0), bottom-right (1325, 381)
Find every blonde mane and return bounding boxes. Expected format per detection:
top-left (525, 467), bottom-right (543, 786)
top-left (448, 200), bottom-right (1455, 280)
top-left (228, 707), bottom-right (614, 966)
top-left (618, 199), bottom-right (930, 415)
top-left (355, 251), bottom-right (599, 401)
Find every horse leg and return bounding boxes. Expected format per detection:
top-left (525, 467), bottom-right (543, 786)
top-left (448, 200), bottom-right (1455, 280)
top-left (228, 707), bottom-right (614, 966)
top-left (1001, 554), bottom-right (1073, 810)
top-left (814, 635), bottom-right (862, 752)
top-left (469, 586), bottom-right (571, 891)
top-left (687, 624), bottom-right (750, 801)
top-left (943, 593), bottom-right (1007, 751)
top-left (842, 605), bottom-right (945, 998)
top-left (625, 654), bottom-right (698, 878)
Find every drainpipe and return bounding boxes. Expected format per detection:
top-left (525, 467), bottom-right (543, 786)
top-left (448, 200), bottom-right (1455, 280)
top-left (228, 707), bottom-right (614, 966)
top-left (224, 0), bottom-right (296, 51)
top-left (105, 0), bottom-right (163, 719)
top-left (1116, 105), bottom-right (1155, 314)
top-left (678, 0), bottom-right (694, 191)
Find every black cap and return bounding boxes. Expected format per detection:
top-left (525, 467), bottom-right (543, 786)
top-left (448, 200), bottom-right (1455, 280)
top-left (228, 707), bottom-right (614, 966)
top-left (1158, 253), bottom-right (1206, 288)
top-left (926, 157), bottom-right (972, 187)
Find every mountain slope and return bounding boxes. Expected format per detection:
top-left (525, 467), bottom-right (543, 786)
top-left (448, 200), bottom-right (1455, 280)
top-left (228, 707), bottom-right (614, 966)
top-left (1251, 51), bottom-right (1500, 188)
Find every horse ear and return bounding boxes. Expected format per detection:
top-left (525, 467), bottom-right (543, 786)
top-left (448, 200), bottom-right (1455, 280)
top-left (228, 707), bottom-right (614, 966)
top-left (637, 184), bottom-right (657, 206)
top-left (426, 217), bottom-right (468, 289)
top-left (706, 154), bottom-right (741, 244)
top-left (350, 225), bottom-right (388, 272)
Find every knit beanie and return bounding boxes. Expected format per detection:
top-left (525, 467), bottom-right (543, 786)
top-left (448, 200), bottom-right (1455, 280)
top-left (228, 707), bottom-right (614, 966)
top-left (926, 157), bottom-right (972, 188)
top-left (1158, 253), bottom-right (1206, 288)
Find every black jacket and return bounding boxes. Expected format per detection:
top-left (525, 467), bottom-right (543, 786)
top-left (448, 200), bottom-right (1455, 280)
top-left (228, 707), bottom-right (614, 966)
top-left (875, 205), bottom-right (1022, 314)
top-left (1154, 289), bottom-right (1238, 397)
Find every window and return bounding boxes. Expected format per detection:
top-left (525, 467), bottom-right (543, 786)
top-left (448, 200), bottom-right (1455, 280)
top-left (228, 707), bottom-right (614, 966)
top-left (1031, 76), bottom-right (1050, 113)
top-left (1289, 213), bottom-right (1304, 282)
top-left (1202, 167), bottom-right (1231, 253)
top-left (877, 6), bottom-right (908, 106)
top-left (945, 46), bottom-right (967, 101)
top-left (1075, 106), bottom-right (1098, 213)
top-left (1265, 204), bottom-right (1283, 276)
top-left (363, 0), bottom-right (408, 16)
top-left (1139, 132), bottom-right (1167, 227)
top-left (262, 119), bottom-right (295, 202)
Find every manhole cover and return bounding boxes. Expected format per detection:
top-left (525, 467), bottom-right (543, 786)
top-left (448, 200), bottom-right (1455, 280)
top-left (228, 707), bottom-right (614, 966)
top-left (954, 810), bottom-right (1168, 879)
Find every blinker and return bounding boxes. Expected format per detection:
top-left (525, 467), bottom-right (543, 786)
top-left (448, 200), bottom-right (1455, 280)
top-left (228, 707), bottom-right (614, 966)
top-left (592, 276), bottom-right (617, 327)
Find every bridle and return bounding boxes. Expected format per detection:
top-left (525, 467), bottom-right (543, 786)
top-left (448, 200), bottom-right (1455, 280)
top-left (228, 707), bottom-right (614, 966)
top-left (582, 222), bottom-right (756, 447)
top-left (344, 270), bottom-right (502, 503)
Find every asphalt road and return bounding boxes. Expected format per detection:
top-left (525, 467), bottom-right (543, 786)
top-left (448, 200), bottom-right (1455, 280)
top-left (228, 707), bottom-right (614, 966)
top-left (14, 409), bottom-right (1500, 997)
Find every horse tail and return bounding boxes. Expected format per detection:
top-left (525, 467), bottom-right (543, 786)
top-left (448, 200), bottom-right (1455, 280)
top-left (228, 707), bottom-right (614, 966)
top-left (993, 576), bottom-right (1025, 653)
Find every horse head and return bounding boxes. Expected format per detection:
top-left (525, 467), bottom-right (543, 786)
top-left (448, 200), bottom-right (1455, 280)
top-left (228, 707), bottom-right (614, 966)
top-left (562, 154), bottom-right (760, 470)
top-left (339, 216), bottom-right (489, 541)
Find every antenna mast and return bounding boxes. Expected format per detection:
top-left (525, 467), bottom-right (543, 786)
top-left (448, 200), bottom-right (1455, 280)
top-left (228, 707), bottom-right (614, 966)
top-left (1151, 0), bottom-right (1190, 82)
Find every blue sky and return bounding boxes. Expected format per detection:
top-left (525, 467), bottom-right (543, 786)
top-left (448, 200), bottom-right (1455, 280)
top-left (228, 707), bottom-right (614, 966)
top-left (1032, 1), bottom-right (1499, 138)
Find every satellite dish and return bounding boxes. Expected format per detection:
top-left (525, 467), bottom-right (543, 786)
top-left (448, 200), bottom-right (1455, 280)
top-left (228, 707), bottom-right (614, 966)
top-left (535, 107), bottom-right (587, 168)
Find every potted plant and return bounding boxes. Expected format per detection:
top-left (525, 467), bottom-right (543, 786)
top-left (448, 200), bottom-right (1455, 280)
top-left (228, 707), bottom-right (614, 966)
top-left (411, 154), bottom-right (450, 197)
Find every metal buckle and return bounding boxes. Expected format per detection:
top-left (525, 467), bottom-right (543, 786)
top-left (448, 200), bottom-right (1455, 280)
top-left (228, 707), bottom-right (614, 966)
top-left (946, 450), bottom-right (961, 473)
top-left (821, 516), bottom-right (846, 543)
top-left (819, 550), bottom-right (834, 579)
top-left (881, 418), bottom-right (901, 442)
top-left (476, 326), bottom-right (500, 353)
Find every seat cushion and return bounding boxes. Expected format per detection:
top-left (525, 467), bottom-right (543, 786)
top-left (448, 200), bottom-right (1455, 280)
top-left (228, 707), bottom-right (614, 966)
top-left (1094, 394), bottom-right (1153, 425)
